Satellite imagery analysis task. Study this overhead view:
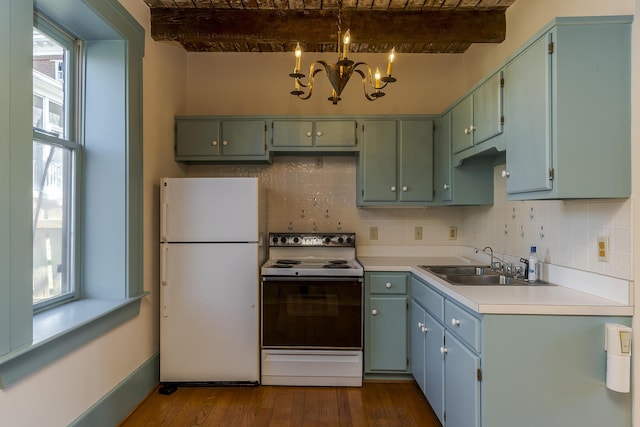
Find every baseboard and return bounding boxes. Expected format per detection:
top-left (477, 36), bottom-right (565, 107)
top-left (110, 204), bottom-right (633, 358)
top-left (69, 352), bottom-right (159, 427)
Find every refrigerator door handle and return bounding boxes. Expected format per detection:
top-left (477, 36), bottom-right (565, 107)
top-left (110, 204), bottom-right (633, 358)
top-left (161, 203), bottom-right (168, 242)
top-left (161, 245), bottom-right (168, 287)
top-left (162, 286), bottom-right (169, 318)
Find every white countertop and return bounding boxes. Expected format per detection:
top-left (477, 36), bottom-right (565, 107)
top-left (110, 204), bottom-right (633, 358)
top-left (359, 256), bottom-right (633, 316)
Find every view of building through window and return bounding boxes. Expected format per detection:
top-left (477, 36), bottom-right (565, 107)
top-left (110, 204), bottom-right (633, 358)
top-left (32, 27), bottom-right (75, 306)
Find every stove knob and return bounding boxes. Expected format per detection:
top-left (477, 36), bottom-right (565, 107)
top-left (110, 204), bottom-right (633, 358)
top-left (324, 237), bottom-right (331, 244)
top-left (280, 237), bottom-right (287, 244)
top-left (338, 237), bottom-right (344, 244)
top-left (346, 236), bottom-right (352, 244)
top-left (293, 237), bottom-right (300, 244)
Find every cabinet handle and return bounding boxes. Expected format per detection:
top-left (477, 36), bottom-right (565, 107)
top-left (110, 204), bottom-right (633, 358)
top-left (443, 184), bottom-right (450, 190)
top-left (385, 282), bottom-right (392, 289)
top-left (402, 186), bottom-right (408, 192)
top-left (470, 125), bottom-right (477, 132)
top-left (316, 131), bottom-right (323, 137)
top-left (417, 322), bottom-right (424, 329)
top-left (421, 326), bottom-right (429, 333)
top-left (451, 318), bottom-right (461, 327)
top-left (223, 140), bottom-right (228, 146)
top-left (211, 140), bottom-right (218, 146)
top-left (306, 131), bottom-right (312, 137)
top-left (390, 186), bottom-right (397, 192)
top-left (501, 170), bottom-right (510, 178)
top-left (440, 346), bottom-right (448, 354)
top-left (464, 127), bottom-right (470, 135)
top-left (371, 309), bottom-right (378, 316)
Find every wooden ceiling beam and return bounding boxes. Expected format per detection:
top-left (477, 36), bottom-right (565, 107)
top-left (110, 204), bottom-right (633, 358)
top-left (150, 8), bottom-right (506, 52)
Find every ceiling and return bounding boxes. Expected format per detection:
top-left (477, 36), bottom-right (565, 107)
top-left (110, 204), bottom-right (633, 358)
top-left (144, 0), bottom-right (517, 54)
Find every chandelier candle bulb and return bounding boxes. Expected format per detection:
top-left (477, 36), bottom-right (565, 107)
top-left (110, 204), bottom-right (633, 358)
top-left (387, 48), bottom-right (395, 76)
top-left (343, 29), bottom-right (350, 58)
top-left (375, 68), bottom-right (381, 88)
top-left (294, 43), bottom-right (302, 72)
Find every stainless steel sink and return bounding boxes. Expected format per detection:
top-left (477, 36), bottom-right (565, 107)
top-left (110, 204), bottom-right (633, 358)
top-left (442, 274), bottom-right (519, 286)
top-left (422, 265), bottom-right (489, 276)
top-left (420, 265), bottom-right (554, 286)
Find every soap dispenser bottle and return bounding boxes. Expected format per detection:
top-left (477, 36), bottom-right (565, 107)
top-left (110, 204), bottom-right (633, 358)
top-left (528, 246), bottom-right (538, 283)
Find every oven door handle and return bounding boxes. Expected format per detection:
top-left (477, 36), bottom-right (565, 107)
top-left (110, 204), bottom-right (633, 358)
top-left (262, 276), bottom-right (363, 283)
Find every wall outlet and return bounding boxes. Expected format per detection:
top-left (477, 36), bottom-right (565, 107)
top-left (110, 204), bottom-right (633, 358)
top-left (414, 226), bottom-right (423, 240)
top-left (449, 227), bottom-right (457, 240)
top-left (369, 226), bottom-right (378, 241)
top-left (597, 236), bottom-right (610, 262)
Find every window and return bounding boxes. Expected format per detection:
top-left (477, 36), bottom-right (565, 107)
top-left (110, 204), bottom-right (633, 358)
top-left (32, 23), bottom-right (79, 309)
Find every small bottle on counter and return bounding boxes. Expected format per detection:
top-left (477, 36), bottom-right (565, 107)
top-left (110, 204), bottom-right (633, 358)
top-left (528, 246), bottom-right (538, 283)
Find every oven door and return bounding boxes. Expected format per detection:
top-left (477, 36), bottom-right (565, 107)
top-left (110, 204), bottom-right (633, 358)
top-left (262, 277), bottom-right (363, 349)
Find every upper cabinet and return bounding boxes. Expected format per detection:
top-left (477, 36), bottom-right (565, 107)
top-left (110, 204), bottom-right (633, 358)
top-left (434, 113), bottom-right (493, 205)
top-left (357, 118), bottom-right (434, 206)
top-left (502, 16), bottom-right (631, 199)
top-left (270, 119), bottom-right (358, 152)
top-left (175, 117), bottom-right (270, 163)
top-left (451, 71), bottom-right (504, 157)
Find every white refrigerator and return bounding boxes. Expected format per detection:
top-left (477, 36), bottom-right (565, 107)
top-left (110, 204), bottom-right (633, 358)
top-left (159, 177), bottom-right (266, 384)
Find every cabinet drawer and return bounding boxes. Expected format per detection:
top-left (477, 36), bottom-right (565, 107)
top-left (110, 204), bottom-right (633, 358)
top-left (411, 278), bottom-right (444, 322)
top-left (445, 300), bottom-right (481, 352)
top-left (369, 273), bottom-right (407, 295)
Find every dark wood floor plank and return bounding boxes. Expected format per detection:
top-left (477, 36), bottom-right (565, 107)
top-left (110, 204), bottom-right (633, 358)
top-left (119, 382), bottom-right (443, 427)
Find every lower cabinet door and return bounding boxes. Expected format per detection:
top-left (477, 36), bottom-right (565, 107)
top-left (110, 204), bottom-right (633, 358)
top-left (410, 300), bottom-right (426, 391)
top-left (424, 312), bottom-right (445, 425)
top-left (367, 296), bottom-right (407, 371)
top-left (444, 331), bottom-right (481, 427)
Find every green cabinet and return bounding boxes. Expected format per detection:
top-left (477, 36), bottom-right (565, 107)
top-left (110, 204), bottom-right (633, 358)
top-left (358, 119), bottom-right (434, 206)
top-left (175, 117), bottom-right (270, 162)
top-left (270, 119), bottom-right (357, 151)
top-left (411, 273), bottom-right (632, 427)
top-left (434, 113), bottom-right (494, 205)
top-left (365, 272), bottom-right (409, 374)
top-left (411, 275), bottom-right (480, 427)
top-left (451, 71), bottom-right (503, 155)
top-left (502, 16), bottom-right (631, 199)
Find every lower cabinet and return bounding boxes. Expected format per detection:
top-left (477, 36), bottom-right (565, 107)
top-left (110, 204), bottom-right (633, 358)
top-left (364, 272), bottom-right (410, 375)
top-left (411, 274), bottom-right (632, 427)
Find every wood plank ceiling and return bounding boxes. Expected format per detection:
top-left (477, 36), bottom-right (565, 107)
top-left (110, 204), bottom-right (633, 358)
top-left (145, 0), bottom-right (517, 53)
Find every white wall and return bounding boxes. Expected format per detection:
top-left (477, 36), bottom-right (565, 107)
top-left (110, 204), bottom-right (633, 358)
top-left (0, 1), bottom-right (186, 424)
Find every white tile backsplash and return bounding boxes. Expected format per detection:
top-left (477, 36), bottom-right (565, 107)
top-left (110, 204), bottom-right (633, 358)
top-left (462, 166), bottom-right (633, 280)
top-left (185, 158), bottom-right (632, 280)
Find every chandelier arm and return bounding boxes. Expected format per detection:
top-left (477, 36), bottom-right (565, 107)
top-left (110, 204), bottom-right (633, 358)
top-left (353, 69), bottom-right (383, 101)
top-left (296, 67), bottom-right (324, 100)
top-left (352, 62), bottom-right (390, 90)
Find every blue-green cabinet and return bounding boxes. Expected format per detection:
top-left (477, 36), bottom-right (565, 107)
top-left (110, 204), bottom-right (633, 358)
top-left (358, 119), bottom-right (434, 206)
top-left (270, 119), bottom-right (357, 151)
top-left (365, 272), bottom-right (409, 374)
top-left (451, 71), bottom-right (503, 155)
top-left (444, 331), bottom-right (481, 427)
top-left (502, 16), bottom-right (631, 199)
top-left (434, 113), bottom-right (494, 205)
top-left (175, 117), bottom-right (270, 162)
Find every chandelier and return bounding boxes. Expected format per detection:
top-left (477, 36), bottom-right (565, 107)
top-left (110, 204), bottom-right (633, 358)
top-left (288, 1), bottom-right (397, 105)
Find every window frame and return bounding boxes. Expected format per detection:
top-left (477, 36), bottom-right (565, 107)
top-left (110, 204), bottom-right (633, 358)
top-left (32, 14), bottom-right (82, 311)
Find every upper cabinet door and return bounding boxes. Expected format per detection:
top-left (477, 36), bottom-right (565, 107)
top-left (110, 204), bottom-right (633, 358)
top-left (472, 71), bottom-right (503, 145)
top-left (271, 120), bottom-right (314, 147)
top-left (175, 119), bottom-right (221, 158)
top-left (450, 96), bottom-right (473, 154)
top-left (434, 113), bottom-right (452, 202)
top-left (361, 120), bottom-right (398, 203)
top-left (220, 120), bottom-right (267, 156)
top-left (314, 120), bottom-right (357, 147)
top-left (503, 33), bottom-right (553, 194)
top-left (399, 120), bottom-right (434, 203)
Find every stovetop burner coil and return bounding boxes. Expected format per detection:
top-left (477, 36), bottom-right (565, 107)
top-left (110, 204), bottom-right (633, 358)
top-left (276, 259), bottom-right (302, 265)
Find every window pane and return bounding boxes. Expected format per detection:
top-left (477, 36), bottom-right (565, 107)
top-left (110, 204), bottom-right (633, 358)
top-left (33, 28), bottom-right (66, 138)
top-left (33, 141), bottom-right (74, 305)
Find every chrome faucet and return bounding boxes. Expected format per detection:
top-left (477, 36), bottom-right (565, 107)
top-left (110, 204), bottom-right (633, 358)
top-left (475, 247), bottom-right (512, 273)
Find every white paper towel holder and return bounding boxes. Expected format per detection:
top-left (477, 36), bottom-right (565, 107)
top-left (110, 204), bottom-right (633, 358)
top-left (604, 323), bottom-right (632, 393)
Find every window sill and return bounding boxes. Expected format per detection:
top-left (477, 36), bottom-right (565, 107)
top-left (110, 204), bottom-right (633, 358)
top-left (0, 294), bottom-right (147, 388)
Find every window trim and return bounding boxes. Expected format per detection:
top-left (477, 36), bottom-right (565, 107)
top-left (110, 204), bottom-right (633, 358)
top-left (0, 0), bottom-right (145, 388)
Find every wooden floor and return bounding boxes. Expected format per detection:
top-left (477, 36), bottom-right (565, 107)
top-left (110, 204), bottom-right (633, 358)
top-left (119, 382), bottom-right (442, 427)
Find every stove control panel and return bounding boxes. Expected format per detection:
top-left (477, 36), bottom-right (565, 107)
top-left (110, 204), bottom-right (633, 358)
top-left (269, 233), bottom-right (356, 247)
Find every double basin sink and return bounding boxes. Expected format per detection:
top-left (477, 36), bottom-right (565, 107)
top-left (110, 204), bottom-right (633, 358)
top-left (421, 265), bottom-right (553, 287)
